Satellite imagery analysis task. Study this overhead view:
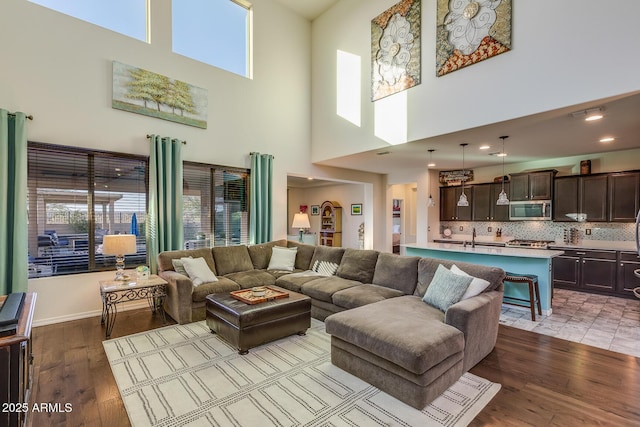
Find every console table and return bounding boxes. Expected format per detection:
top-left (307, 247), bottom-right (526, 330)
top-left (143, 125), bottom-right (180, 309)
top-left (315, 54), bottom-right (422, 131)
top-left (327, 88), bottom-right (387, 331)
top-left (0, 292), bottom-right (36, 427)
top-left (100, 275), bottom-right (167, 339)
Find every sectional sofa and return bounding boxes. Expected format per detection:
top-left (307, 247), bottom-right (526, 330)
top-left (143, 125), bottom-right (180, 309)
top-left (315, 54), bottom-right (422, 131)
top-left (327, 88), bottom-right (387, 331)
top-left (157, 239), bottom-right (505, 409)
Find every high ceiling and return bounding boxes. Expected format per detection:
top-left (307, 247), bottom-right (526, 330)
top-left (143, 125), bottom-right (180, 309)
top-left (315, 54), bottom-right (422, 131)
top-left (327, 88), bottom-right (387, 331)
top-left (273, 0), bottom-right (340, 21)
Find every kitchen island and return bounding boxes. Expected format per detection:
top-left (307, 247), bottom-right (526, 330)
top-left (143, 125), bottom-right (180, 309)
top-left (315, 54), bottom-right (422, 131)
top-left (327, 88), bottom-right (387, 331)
top-left (404, 242), bottom-right (565, 315)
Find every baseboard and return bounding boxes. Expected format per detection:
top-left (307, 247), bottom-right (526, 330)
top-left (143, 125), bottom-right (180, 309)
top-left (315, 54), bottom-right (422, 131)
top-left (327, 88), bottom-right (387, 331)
top-left (32, 301), bottom-right (149, 327)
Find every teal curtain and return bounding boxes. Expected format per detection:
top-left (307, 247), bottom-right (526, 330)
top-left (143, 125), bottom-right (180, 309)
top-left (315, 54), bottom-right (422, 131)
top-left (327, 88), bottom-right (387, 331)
top-left (249, 152), bottom-right (273, 244)
top-left (0, 110), bottom-right (28, 294)
top-left (147, 135), bottom-right (184, 273)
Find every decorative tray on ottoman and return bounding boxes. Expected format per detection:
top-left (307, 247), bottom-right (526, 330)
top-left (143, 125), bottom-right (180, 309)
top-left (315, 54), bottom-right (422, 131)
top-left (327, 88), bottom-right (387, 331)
top-left (230, 287), bottom-right (289, 305)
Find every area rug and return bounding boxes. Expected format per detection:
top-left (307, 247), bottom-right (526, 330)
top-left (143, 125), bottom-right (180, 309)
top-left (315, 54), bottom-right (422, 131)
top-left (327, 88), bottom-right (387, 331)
top-left (104, 320), bottom-right (500, 427)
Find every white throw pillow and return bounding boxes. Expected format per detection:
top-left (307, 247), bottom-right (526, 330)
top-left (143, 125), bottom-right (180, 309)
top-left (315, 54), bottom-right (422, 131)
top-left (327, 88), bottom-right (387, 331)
top-left (450, 264), bottom-right (491, 300)
top-left (312, 260), bottom-right (339, 276)
top-left (267, 246), bottom-right (298, 271)
top-left (181, 257), bottom-right (218, 287)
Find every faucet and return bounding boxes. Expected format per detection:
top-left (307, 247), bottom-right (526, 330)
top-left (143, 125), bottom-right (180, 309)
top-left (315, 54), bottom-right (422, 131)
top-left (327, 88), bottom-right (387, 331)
top-left (472, 228), bottom-right (476, 248)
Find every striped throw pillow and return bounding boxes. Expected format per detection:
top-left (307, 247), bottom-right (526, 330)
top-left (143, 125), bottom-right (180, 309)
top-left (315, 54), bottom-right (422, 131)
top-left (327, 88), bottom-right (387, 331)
top-left (312, 260), bottom-right (339, 276)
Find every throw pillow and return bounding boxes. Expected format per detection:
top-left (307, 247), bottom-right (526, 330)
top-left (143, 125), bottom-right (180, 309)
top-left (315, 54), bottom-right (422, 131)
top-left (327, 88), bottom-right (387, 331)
top-left (422, 264), bottom-right (473, 312)
top-left (267, 246), bottom-right (298, 271)
top-left (171, 257), bottom-right (192, 276)
top-left (312, 260), bottom-right (339, 276)
top-left (450, 264), bottom-right (491, 300)
top-left (181, 257), bottom-right (218, 287)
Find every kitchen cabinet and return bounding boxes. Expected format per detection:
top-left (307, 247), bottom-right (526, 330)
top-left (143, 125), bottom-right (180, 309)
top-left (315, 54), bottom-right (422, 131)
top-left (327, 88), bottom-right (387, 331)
top-left (510, 170), bottom-right (556, 201)
top-left (553, 175), bottom-right (608, 222)
top-left (440, 186), bottom-right (472, 221)
top-left (552, 249), bottom-right (618, 294)
top-left (617, 251), bottom-right (640, 296)
top-left (609, 171), bottom-right (640, 222)
top-left (472, 182), bottom-right (510, 221)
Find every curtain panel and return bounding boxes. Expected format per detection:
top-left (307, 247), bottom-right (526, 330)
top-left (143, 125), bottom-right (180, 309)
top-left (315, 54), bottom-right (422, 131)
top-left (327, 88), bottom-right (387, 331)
top-left (0, 110), bottom-right (28, 294)
top-left (249, 153), bottom-right (273, 244)
top-left (147, 135), bottom-right (184, 273)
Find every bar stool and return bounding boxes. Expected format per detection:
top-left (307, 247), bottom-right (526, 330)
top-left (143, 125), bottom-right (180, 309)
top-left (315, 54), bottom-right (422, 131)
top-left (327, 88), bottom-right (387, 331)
top-left (503, 272), bottom-right (542, 321)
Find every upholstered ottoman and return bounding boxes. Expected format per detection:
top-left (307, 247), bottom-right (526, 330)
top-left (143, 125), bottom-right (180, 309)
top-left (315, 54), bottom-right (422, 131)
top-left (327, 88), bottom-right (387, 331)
top-left (206, 286), bottom-right (311, 354)
top-left (324, 295), bottom-right (464, 409)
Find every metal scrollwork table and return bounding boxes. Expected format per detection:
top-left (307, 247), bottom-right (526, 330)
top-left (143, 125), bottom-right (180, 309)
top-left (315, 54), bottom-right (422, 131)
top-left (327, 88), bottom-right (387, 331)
top-left (100, 275), bottom-right (168, 339)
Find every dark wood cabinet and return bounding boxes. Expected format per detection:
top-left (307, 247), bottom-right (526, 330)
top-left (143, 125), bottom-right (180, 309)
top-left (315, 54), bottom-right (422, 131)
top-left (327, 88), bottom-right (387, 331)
top-left (609, 172), bottom-right (640, 222)
top-left (553, 249), bottom-right (619, 295)
top-left (552, 253), bottom-right (580, 289)
top-left (472, 183), bottom-right (510, 221)
top-left (617, 251), bottom-right (640, 296)
top-left (510, 170), bottom-right (555, 201)
top-left (440, 186), bottom-right (472, 221)
top-left (553, 175), bottom-right (608, 222)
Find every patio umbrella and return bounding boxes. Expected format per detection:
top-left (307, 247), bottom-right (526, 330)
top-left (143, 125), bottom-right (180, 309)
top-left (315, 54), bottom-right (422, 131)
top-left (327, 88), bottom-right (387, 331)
top-left (130, 212), bottom-right (139, 236)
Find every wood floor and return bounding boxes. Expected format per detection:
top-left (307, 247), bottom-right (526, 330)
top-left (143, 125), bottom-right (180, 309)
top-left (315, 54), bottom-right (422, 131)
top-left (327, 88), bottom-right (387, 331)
top-left (28, 308), bottom-right (640, 427)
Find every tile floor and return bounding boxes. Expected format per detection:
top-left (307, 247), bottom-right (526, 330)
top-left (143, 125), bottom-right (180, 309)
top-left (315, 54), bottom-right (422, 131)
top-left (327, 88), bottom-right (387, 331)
top-left (500, 288), bottom-right (640, 358)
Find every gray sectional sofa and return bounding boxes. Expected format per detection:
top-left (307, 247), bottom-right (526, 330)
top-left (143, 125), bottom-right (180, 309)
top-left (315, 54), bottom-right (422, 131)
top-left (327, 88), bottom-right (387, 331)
top-left (157, 239), bottom-right (505, 409)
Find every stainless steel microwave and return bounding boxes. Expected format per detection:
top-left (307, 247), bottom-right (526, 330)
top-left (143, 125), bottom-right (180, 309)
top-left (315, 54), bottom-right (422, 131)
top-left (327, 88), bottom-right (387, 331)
top-left (509, 200), bottom-right (552, 221)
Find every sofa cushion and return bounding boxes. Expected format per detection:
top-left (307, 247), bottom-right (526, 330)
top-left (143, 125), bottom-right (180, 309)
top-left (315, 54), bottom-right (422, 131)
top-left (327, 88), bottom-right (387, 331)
top-left (171, 257), bottom-right (191, 276)
top-left (422, 265), bottom-right (473, 312)
top-left (286, 241), bottom-right (316, 270)
top-left (309, 246), bottom-right (345, 270)
top-left (212, 245), bottom-right (254, 276)
top-left (372, 253), bottom-right (420, 294)
top-left (191, 277), bottom-right (240, 302)
top-left (181, 257), bottom-right (218, 286)
top-left (325, 296), bottom-right (463, 375)
top-left (275, 272), bottom-right (324, 293)
top-left (224, 269), bottom-right (276, 288)
top-left (332, 284), bottom-right (404, 310)
top-left (416, 257), bottom-right (505, 297)
top-left (247, 240), bottom-right (287, 269)
top-left (301, 276), bottom-right (361, 303)
top-left (336, 249), bottom-right (379, 284)
top-left (157, 248), bottom-right (216, 274)
top-left (267, 246), bottom-right (297, 271)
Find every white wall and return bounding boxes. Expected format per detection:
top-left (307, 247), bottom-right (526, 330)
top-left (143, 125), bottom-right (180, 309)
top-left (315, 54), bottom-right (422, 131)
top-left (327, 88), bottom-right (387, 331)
top-left (311, 0), bottom-right (640, 162)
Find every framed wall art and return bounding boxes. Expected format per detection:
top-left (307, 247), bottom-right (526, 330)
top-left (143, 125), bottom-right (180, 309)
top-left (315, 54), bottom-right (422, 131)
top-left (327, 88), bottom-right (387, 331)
top-left (351, 204), bottom-right (363, 215)
top-left (371, 0), bottom-right (421, 101)
top-left (436, 0), bottom-right (512, 77)
top-left (311, 205), bottom-right (320, 216)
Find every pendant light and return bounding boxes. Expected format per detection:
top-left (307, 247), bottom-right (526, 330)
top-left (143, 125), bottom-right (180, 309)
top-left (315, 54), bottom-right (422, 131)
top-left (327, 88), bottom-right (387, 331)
top-left (457, 143), bottom-right (469, 207)
top-left (427, 149), bottom-right (436, 208)
top-left (496, 136), bottom-right (510, 205)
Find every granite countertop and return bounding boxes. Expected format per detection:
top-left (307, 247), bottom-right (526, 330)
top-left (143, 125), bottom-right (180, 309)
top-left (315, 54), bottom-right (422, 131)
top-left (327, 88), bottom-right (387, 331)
top-left (434, 236), bottom-right (637, 252)
top-left (403, 242), bottom-right (565, 259)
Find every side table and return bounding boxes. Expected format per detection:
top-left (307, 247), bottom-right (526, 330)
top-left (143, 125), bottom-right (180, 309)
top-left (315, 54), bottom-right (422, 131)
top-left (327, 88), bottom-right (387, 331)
top-left (100, 275), bottom-right (168, 339)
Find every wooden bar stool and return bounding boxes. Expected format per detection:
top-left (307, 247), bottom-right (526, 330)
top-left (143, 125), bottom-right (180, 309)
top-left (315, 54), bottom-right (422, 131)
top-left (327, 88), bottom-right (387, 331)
top-left (503, 272), bottom-right (542, 321)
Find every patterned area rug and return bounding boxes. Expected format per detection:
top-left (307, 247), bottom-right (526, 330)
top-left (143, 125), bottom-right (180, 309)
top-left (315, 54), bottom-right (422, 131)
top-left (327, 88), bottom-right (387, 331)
top-left (104, 320), bottom-right (500, 427)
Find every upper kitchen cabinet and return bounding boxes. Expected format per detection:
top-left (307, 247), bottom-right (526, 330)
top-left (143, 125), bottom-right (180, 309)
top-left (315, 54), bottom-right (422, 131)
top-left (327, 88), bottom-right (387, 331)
top-left (553, 175), bottom-right (608, 222)
top-left (509, 170), bottom-right (556, 201)
top-left (472, 182), bottom-right (510, 221)
top-left (609, 171), bottom-right (640, 222)
top-left (440, 186), bottom-right (473, 221)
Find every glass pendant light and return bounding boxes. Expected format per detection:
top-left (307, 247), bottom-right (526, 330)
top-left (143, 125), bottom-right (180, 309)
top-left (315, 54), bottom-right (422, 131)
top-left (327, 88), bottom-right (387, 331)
top-left (457, 143), bottom-right (469, 207)
top-left (427, 149), bottom-right (436, 208)
top-left (496, 136), bottom-right (510, 205)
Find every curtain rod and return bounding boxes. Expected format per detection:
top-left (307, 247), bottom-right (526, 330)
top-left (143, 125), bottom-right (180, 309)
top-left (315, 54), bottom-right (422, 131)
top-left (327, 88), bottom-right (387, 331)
top-left (146, 134), bottom-right (186, 144)
top-left (8, 112), bottom-right (33, 120)
top-left (250, 152), bottom-right (275, 159)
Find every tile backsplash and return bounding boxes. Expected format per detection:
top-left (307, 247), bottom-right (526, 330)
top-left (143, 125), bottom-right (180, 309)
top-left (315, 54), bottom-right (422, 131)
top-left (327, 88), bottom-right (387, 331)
top-left (440, 221), bottom-right (636, 243)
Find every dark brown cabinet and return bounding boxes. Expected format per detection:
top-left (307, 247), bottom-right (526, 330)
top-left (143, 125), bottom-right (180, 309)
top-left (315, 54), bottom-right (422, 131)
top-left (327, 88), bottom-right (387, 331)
top-left (440, 186), bottom-right (472, 221)
top-left (553, 175), bottom-right (608, 222)
top-left (472, 182), bottom-right (510, 221)
top-left (618, 251), bottom-right (640, 296)
top-left (609, 172), bottom-right (640, 222)
top-left (510, 170), bottom-right (555, 201)
top-left (552, 249), bottom-right (619, 295)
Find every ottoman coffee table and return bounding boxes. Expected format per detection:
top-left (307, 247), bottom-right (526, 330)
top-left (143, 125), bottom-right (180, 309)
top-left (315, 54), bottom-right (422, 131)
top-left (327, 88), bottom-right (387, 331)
top-left (205, 286), bottom-right (311, 354)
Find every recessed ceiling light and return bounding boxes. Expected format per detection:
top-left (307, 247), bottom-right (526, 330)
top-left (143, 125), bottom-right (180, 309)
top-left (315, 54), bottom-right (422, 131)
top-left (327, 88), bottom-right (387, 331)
top-left (479, 144), bottom-right (490, 150)
top-left (376, 151), bottom-right (390, 155)
top-left (497, 152), bottom-right (507, 157)
top-left (585, 113), bottom-right (603, 122)
top-left (307, 177), bottom-right (314, 180)
top-left (599, 137), bottom-right (615, 143)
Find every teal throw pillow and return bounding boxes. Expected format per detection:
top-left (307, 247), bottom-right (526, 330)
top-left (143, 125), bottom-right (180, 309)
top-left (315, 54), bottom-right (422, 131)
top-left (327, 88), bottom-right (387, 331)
top-left (422, 264), bottom-right (474, 312)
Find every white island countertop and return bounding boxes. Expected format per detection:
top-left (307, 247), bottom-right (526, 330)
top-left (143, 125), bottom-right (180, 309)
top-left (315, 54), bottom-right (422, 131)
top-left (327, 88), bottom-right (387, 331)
top-left (402, 242), bottom-right (565, 259)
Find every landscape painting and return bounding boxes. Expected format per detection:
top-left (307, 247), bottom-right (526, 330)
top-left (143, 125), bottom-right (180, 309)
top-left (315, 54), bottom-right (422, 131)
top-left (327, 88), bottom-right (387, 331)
top-left (112, 61), bottom-right (208, 128)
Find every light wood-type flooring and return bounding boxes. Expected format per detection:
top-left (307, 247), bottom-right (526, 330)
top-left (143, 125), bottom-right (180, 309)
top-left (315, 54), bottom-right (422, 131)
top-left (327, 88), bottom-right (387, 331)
top-left (28, 306), bottom-right (639, 426)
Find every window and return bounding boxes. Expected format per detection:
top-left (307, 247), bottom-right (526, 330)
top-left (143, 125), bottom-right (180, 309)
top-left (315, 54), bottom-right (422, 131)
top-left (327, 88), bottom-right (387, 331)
top-left (183, 163), bottom-right (249, 248)
top-left (29, 0), bottom-right (149, 42)
top-left (28, 143), bottom-right (148, 278)
top-left (172, 0), bottom-right (252, 77)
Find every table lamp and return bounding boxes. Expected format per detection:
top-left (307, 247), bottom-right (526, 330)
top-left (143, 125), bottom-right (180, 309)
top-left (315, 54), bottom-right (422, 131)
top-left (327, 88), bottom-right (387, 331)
top-left (103, 234), bottom-right (137, 280)
top-left (291, 213), bottom-right (311, 242)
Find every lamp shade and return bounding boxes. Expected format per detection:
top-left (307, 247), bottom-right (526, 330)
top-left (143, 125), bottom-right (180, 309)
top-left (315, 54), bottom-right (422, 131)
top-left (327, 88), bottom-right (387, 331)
top-left (292, 213), bottom-right (310, 229)
top-left (103, 234), bottom-right (137, 256)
